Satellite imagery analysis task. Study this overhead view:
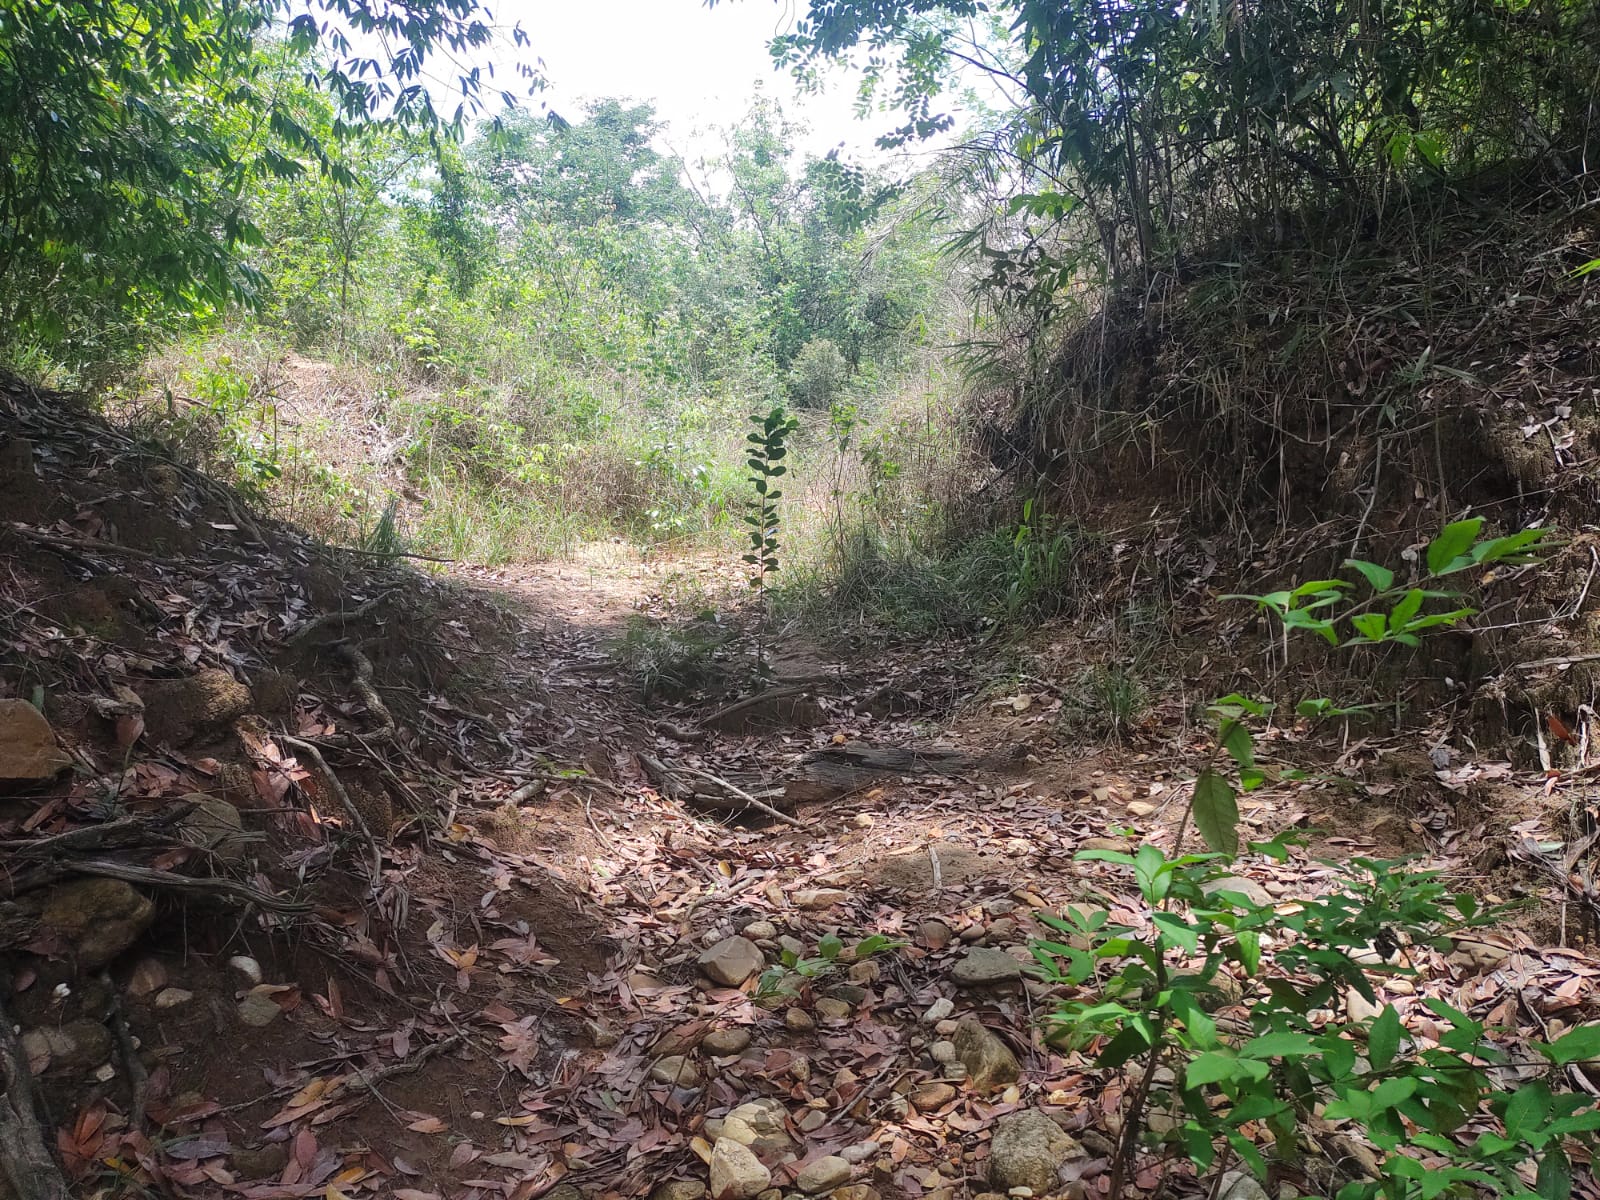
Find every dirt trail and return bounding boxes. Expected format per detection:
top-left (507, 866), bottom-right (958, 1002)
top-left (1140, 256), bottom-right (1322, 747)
top-left (4, 380), bottom-right (1598, 1200)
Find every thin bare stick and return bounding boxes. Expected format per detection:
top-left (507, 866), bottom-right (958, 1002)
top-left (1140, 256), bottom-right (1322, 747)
top-left (281, 735), bottom-right (383, 886)
top-left (672, 763), bottom-right (807, 828)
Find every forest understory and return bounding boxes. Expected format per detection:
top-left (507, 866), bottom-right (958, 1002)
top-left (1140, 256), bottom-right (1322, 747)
top-left (6, 0), bottom-right (1600, 1195)
top-left (3, 329), bottom-right (1599, 1200)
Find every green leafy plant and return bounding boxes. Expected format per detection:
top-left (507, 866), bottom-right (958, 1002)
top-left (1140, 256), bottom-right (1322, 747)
top-left (1033, 521), bottom-right (1596, 1198)
top-left (1198, 520), bottom-right (1555, 853)
top-left (1035, 848), bottom-right (1600, 1200)
top-left (756, 932), bottom-right (902, 998)
top-left (613, 615), bottom-right (726, 703)
top-left (743, 405), bottom-right (799, 677)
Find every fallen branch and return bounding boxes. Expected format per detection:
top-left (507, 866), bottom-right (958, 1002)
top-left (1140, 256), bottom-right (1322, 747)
top-left (100, 970), bottom-right (149, 1130)
top-left (339, 1033), bottom-right (465, 1099)
top-left (4, 860), bottom-right (311, 911)
top-left (672, 763), bottom-right (807, 829)
top-left (697, 687), bottom-right (804, 729)
top-left (0, 968), bottom-right (72, 1200)
top-left (7, 522), bottom-right (182, 567)
top-left (286, 595), bottom-right (389, 647)
top-left (281, 736), bottom-right (384, 887)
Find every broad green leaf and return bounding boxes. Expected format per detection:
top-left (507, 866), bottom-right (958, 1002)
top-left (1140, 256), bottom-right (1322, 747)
top-left (1541, 1024), bottom-right (1600, 1065)
top-left (1367, 1005), bottom-right (1401, 1070)
top-left (1427, 518), bottom-right (1484, 575)
top-left (1186, 1050), bottom-right (1239, 1087)
top-left (1193, 771), bottom-right (1239, 855)
top-left (1219, 719), bottom-right (1253, 769)
top-left (1505, 1082), bottom-right (1552, 1141)
top-left (1344, 558), bottom-right (1394, 591)
top-left (1240, 1031), bottom-right (1319, 1059)
top-left (1235, 929), bottom-right (1261, 975)
top-left (1387, 588), bottom-right (1425, 632)
top-left (1536, 1148), bottom-right (1571, 1200)
top-left (1350, 612), bottom-right (1389, 642)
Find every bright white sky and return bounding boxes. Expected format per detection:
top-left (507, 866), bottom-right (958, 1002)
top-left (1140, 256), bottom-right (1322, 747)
top-left (479, 0), bottom-right (941, 165)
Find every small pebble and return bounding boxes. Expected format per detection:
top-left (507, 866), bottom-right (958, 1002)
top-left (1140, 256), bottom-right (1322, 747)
top-left (228, 955), bottom-right (263, 985)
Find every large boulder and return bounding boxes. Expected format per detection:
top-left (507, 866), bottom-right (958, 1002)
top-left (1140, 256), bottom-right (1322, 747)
top-left (0, 698), bottom-right (72, 786)
top-left (38, 878), bottom-right (154, 970)
top-left (988, 1109), bottom-right (1083, 1194)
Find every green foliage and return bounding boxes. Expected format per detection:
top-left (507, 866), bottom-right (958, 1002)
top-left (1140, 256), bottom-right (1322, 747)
top-left (744, 405), bottom-right (799, 673)
top-left (789, 338), bottom-right (850, 409)
top-left (756, 932), bottom-right (903, 999)
top-left (772, 0), bottom-right (1600, 303)
top-left (0, 0), bottom-right (540, 366)
top-left (613, 615), bottom-right (727, 703)
top-left (1035, 848), bottom-right (1599, 1199)
top-left (1199, 521), bottom-right (1552, 856)
top-left (1045, 520), bottom-right (1593, 1194)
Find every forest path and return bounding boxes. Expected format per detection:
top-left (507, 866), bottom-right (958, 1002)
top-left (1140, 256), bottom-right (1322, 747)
top-left (357, 543), bottom-right (1503, 1200)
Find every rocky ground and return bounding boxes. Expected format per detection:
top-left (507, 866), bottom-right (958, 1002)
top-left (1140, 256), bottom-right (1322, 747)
top-left (3, 377), bottom-right (1599, 1200)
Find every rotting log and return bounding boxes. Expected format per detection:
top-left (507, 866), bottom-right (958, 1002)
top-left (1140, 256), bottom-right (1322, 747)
top-left (782, 741), bottom-right (978, 802)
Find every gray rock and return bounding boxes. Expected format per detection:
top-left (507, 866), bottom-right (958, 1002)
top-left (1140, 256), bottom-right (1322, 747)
top-left (827, 984), bottom-right (869, 1007)
top-left (778, 934), bottom-right (807, 958)
top-left (651, 1055), bottom-right (700, 1086)
top-left (846, 959), bottom-right (880, 984)
top-left (930, 1040), bottom-right (958, 1064)
top-left (1218, 1171), bottom-right (1271, 1200)
top-left (154, 987), bottom-right (194, 1010)
top-left (952, 947), bottom-right (1023, 988)
top-left (742, 920), bottom-right (778, 941)
top-left (700, 936), bottom-right (765, 987)
top-left (984, 917), bottom-right (1019, 945)
top-left (919, 919), bottom-right (954, 949)
top-left (710, 1138), bottom-right (772, 1200)
top-left (652, 1184), bottom-right (707, 1200)
top-left (21, 1020), bottom-right (113, 1074)
top-left (988, 1110), bottom-right (1082, 1194)
top-left (231, 1145), bottom-right (289, 1180)
top-left (237, 991), bottom-right (282, 1027)
top-left (833, 1188), bottom-right (880, 1200)
top-left (793, 889), bottom-right (848, 910)
top-left (952, 1018), bottom-right (1020, 1092)
top-left (726, 1098), bottom-right (789, 1139)
top-left (703, 1027), bottom-right (753, 1056)
top-left (816, 998), bottom-right (852, 1021)
top-left (0, 698), bottom-right (72, 784)
top-left (126, 957), bottom-right (168, 998)
top-left (785, 1008), bottom-right (816, 1033)
top-left (795, 1156), bottom-right (852, 1194)
top-left (179, 795), bottom-right (248, 863)
top-left (838, 1142), bottom-right (880, 1165)
top-left (38, 878), bottom-right (154, 971)
top-left (908, 1082), bottom-right (956, 1111)
top-left (922, 997), bottom-right (955, 1023)
top-left (1201, 875), bottom-right (1273, 908)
